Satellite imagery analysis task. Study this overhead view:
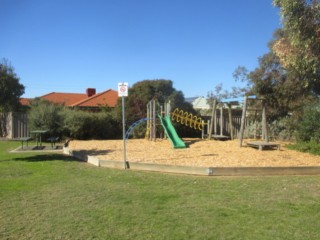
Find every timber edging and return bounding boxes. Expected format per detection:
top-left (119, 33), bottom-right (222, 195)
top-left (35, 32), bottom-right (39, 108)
top-left (63, 147), bottom-right (320, 176)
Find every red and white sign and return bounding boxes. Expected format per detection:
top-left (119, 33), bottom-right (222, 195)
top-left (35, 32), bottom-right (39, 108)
top-left (118, 82), bottom-right (128, 97)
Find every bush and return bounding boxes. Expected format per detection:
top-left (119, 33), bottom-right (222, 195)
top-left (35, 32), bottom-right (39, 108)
top-left (243, 116), bottom-right (297, 141)
top-left (244, 121), bottom-right (262, 139)
top-left (28, 99), bottom-right (64, 138)
top-left (287, 140), bottom-right (320, 155)
top-left (28, 99), bottom-right (122, 140)
top-left (62, 109), bottom-right (121, 140)
top-left (296, 102), bottom-right (320, 143)
top-left (268, 117), bottom-right (297, 141)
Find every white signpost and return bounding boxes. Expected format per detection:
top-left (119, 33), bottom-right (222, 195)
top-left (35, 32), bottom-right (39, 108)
top-left (118, 82), bottom-right (128, 169)
top-left (118, 82), bottom-right (128, 97)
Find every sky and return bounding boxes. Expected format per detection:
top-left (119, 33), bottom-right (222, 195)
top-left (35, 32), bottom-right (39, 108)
top-left (1, 0), bottom-right (281, 98)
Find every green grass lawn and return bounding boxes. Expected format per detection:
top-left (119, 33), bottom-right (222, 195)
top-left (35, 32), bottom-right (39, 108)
top-left (1, 141), bottom-right (320, 240)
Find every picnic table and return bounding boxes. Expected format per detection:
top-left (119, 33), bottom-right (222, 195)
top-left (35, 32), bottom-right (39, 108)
top-left (47, 136), bottom-right (60, 149)
top-left (30, 130), bottom-right (48, 149)
top-left (12, 137), bottom-right (32, 149)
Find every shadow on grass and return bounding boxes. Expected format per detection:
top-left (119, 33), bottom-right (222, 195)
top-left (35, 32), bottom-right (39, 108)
top-left (12, 154), bottom-right (83, 162)
top-left (70, 149), bottom-right (112, 156)
top-left (8, 149), bottom-right (112, 163)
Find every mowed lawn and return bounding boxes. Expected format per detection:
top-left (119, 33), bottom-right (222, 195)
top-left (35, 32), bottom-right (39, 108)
top-left (1, 141), bottom-right (320, 240)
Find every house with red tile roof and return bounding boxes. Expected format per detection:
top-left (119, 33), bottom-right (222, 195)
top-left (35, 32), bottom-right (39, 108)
top-left (19, 98), bottom-right (32, 106)
top-left (5, 88), bottom-right (118, 139)
top-left (20, 88), bottom-right (118, 110)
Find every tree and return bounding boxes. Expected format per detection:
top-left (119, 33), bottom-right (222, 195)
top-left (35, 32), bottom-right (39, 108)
top-left (0, 59), bottom-right (25, 112)
top-left (235, 28), bottom-right (316, 121)
top-left (230, 1), bottom-right (320, 139)
top-left (253, 52), bottom-right (315, 121)
top-left (28, 98), bottom-right (64, 138)
top-left (0, 59), bottom-right (25, 137)
top-left (116, 79), bottom-right (194, 125)
top-left (273, 0), bottom-right (320, 93)
top-left (296, 100), bottom-right (320, 142)
top-left (114, 79), bottom-right (197, 138)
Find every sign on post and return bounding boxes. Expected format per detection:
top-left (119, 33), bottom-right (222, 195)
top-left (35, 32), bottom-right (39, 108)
top-left (118, 82), bottom-right (128, 97)
top-left (118, 82), bottom-right (128, 169)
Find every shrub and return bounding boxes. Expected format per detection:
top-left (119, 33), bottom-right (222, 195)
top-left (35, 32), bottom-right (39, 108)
top-left (268, 117), bottom-right (298, 141)
top-left (62, 109), bottom-right (121, 140)
top-left (28, 99), bottom-right (122, 140)
top-left (243, 116), bottom-right (297, 141)
top-left (244, 121), bottom-right (262, 139)
top-left (296, 102), bottom-right (320, 143)
top-left (28, 98), bottom-right (64, 138)
top-left (287, 140), bottom-right (320, 155)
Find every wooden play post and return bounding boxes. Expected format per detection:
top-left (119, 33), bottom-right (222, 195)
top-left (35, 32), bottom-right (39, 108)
top-left (146, 99), bottom-right (157, 141)
top-left (219, 106), bottom-right (223, 136)
top-left (208, 99), bottom-right (217, 140)
top-left (201, 120), bottom-right (205, 139)
top-left (202, 120), bottom-right (210, 139)
top-left (146, 102), bottom-right (150, 140)
top-left (148, 100), bottom-right (153, 140)
top-left (239, 95), bottom-right (248, 147)
top-left (239, 96), bottom-right (272, 148)
top-left (227, 103), bottom-right (234, 140)
top-left (163, 100), bottom-right (171, 139)
top-left (261, 99), bottom-right (269, 142)
top-left (152, 100), bottom-right (156, 141)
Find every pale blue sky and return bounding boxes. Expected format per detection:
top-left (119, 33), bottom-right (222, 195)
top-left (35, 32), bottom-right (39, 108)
top-left (1, 0), bottom-right (281, 98)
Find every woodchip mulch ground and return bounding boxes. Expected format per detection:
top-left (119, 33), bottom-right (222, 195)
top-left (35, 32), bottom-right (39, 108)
top-left (68, 138), bottom-right (320, 167)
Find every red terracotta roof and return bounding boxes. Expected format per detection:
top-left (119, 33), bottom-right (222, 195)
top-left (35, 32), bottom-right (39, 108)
top-left (71, 89), bottom-right (118, 107)
top-left (40, 92), bottom-right (88, 106)
top-left (20, 88), bottom-right (119, 108)
top-left (20, 98), bottom-right (32, 106)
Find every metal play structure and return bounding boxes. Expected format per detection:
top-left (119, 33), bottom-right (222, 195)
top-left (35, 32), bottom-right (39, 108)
top-left (125, 118), bottom-right (150, 140)
top-left (171, 108), bottom-right (205, 131)
top-left (145, 99), bottom-right (186, 149)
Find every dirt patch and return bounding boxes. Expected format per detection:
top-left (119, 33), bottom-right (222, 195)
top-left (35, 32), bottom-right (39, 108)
top-left (67, 138), bottom-right (320, 167)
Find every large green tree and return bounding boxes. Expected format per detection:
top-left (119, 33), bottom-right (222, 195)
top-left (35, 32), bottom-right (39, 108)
top-left (0, 59), bottom-right (25, 112)
top-left (242, 29), bottom-right (316, 121)
top-left (231, 1), bottom-right (319, 139)
top-left (273, 0), bottom-right (320, 93)
top-left (114, 79), bottom-right (197, 138)
top-left (117, 79), bottom-right (194, 125)
top-left (238, 0), bottom-right (320, 119)
top-left (0, 59), bottom-right (25, 137)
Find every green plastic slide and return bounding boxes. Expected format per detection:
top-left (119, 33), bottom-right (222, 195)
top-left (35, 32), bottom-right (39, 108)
top-left (159, 116), bottom-right (186, 149)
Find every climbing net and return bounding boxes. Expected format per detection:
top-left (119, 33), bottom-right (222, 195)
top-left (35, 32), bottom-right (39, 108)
top-left (171, 108), bottom-right (205, 130)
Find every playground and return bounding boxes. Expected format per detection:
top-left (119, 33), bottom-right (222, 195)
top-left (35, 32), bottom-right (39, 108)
top-left (67, 138), bottom-right (320, 168)
top-left (67, 98), bottom-right (320, 172)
